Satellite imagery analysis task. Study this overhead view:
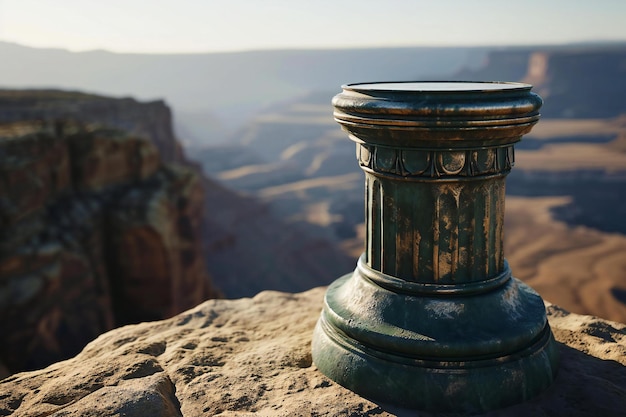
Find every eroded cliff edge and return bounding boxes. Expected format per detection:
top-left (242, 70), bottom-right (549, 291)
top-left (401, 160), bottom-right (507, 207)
top-left (0, 89), bottom-right (355, 378)
top-left (0, 287), bottom-right (624, 417)
top-left (0, 118), bottom-right (218, 377)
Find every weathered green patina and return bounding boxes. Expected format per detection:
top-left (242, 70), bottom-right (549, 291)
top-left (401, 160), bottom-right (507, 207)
top-left (311, 81), bottom-right (559, 413)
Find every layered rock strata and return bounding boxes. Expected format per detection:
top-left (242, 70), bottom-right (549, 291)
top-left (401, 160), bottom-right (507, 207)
top-left (0, 90), bottom-right (182, 163)
top-left (0, 89), bottom-right (357, 379)
top-left (454, 46), bottom-right (626, 118)
top-left (0, 88), bottom-right (356, 300)
top-left (0, 121), bottom-right (218, 377)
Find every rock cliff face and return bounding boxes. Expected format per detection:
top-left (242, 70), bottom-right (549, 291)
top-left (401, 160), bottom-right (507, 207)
top-left (0, 90), bottom-right (356, 300)
top-left (0, 116), bottom-right (217, 377)
top-left (0, 89), bottom-right (356, 378)
top-left (0, 287), bottom-right (624, 416)
top-left (0, 89), bottom-right (183, 163)
top-left (454, 46), bottom-right (626, 118)
top-left (521, 48), bottom-right (626, 118)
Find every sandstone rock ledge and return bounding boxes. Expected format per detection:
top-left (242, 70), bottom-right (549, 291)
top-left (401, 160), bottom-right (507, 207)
top-left (1, 288), bottom-right (624, 417)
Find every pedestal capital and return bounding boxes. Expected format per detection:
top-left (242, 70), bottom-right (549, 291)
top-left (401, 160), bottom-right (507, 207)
top-left (333, 81), bottom-right (543, 149)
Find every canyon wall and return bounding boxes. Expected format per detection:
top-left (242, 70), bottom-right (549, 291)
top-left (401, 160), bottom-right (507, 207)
top-left (455, 45), bottom-right (626, 118)
top-left (0, 89), bottom-right (355, 377)
top-left (0, 91), bottom-right (219, 377)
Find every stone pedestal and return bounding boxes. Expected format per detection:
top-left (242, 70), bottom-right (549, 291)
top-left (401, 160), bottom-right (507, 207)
top-left (311, 82), bottom-right (559, 413)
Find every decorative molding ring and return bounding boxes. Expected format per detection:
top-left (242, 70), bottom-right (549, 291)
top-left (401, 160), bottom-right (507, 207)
top-left (357, 144), bottom-right (514, 179)
top-left (357, 255), bottom-right (512, 296)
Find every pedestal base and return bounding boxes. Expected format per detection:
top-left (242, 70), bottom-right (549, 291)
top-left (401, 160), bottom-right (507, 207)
top-left (311, 265), bottom-right (559, 413)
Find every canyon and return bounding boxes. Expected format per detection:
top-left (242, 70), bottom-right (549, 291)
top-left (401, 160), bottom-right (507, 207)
top-left (0, 44), bottom-right (625, 404)
top-left (0, 89), bottom-right (352, 377)
top-left (0, 102), bottom-right (217, 376)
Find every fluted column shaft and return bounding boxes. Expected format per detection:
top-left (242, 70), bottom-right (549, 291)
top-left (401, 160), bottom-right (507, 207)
top-left (361, 144), bottom-right (512, 283)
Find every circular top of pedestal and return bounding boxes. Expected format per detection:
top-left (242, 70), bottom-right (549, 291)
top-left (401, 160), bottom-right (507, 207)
top-left (343, 81), bottom-right (531, 93)
top-left (333, 81), bottom-right (542, 149)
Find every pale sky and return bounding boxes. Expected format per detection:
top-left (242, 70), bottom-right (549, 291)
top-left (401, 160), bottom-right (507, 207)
top-left (0, 0), bottom-right (624, 54)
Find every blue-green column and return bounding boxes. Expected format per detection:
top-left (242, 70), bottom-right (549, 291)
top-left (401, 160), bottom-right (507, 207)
top-left (312, 82), bottom-right (559, 413)
top-left (362, 145), bottom-right (511, 284)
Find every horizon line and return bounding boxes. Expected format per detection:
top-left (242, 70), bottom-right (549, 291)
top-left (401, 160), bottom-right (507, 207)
top-left (2, 39), bottom-right (626, 57)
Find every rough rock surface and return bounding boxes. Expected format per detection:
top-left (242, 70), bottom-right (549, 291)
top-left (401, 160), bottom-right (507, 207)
top-left (1, 287), bottom-right (623, 417)
top-left (0, 121), bottom-right (218, 377)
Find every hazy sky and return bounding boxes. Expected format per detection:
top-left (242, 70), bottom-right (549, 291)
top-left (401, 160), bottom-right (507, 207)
top-left (0, 0), bottom-right (624, 53)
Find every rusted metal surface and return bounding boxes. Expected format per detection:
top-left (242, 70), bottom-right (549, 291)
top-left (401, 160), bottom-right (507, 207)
top-left (312, 81), bottom-right (559, 413)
